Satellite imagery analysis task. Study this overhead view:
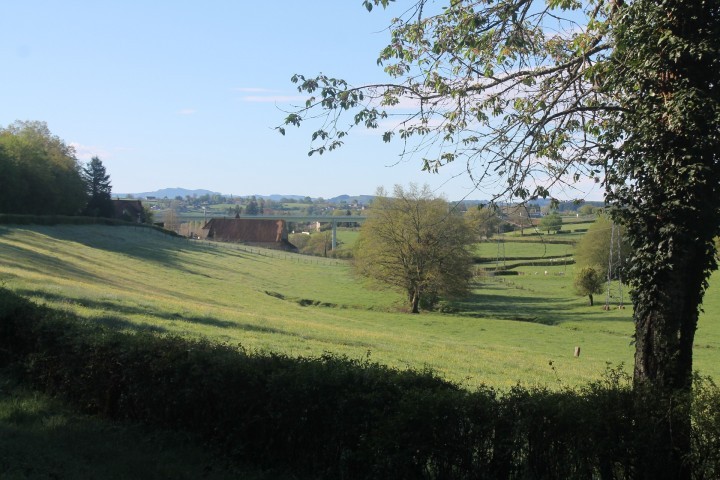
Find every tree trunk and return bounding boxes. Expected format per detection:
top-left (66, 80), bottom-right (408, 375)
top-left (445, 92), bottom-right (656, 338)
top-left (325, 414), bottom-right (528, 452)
top-left (409, 289), bottom-right (420, 314)
top-left (631, 249), bottom-right (706, 479)
top-left (605, 1), bottom-right (720, 476)
top-left (588, 294), bottom-right (594, 307)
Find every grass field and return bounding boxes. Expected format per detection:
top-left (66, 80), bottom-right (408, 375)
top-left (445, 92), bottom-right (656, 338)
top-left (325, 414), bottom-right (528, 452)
top-left (473, 240), bottom-right (573, 259)
top-left (1, 223), bottom-right (718, 389)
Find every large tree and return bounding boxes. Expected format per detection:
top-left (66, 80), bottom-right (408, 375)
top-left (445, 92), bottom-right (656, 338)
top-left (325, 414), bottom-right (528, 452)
top-left (82, 156), bottom-right (114, 217)
top-left (574, 214), bottom-right (630, 280)
top-left (281, 1), bottom-right (719, 476)
top-left (355, 184), bottom-right (474, 313)
top-left (464, 204), bottom-right (501, 240)
top-left (245, 197), bottom-right (260, 216)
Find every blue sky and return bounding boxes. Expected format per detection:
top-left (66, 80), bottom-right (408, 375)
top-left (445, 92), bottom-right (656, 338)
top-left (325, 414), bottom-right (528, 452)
top-left (1, 1), bottom-right (604, 201)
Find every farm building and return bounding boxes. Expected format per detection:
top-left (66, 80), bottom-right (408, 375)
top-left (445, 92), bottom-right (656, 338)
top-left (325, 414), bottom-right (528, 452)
top-left (112, 199), bottom-right (145, 223)
top-left (202, 218), bottom-right (298, 252)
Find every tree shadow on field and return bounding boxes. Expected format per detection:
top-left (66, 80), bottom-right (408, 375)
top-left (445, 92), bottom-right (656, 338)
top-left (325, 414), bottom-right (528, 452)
top-left (94, 315), bottom-right (169, 333)
top-left (30, 225), bottom-right (200, 267)
top-left (455, 283), bottom-right (632, 327)
top-left (16, 289), bottom-right (300, 339)
top-left (454, 289), bottom-right (570, 325)
top-left (2, 226), bottom-right (279, 286)
top-left (0, 243), bottom-right (105, 284)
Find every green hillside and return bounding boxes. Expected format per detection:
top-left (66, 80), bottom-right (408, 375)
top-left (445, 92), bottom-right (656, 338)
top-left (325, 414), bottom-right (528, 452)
top-left (1, 224), bottom-right (718, 389)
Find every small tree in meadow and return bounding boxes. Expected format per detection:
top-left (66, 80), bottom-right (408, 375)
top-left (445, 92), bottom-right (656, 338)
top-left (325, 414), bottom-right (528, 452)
top-left (574, 266), bottom-right (604, 307)
top-left (539, 212), bottom-right (563, 234)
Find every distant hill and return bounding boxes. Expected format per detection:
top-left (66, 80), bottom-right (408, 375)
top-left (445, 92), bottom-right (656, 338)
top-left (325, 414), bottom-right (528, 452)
top-left (262, 194), bottom-right (306, 202)
top-left (118, 188), bottom-right (510, 206)
top-left (119, 188), bottom-right (221, 199)
top-left (327, 194), bottom-right (375, 205)
top-left (251, 194), bottom-right (374, 204)
top-left (118, 189), bottom-right (376, 204)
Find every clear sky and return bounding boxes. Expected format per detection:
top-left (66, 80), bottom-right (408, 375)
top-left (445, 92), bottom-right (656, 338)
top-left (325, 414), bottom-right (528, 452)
top-left (1, 1), bottom-right (604, 202)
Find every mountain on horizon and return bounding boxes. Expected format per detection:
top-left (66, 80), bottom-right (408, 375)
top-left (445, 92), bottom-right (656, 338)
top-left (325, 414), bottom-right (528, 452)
top-left (118, 188), bottom-right (521, 206)
top-left (118, 188), bottom-right (377, 204)
top-left (118, 188), bottom-right (221, 199)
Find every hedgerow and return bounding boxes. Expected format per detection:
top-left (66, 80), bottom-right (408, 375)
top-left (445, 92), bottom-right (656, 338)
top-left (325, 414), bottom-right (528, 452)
top-left (1, 288), bottom-right (719, 479)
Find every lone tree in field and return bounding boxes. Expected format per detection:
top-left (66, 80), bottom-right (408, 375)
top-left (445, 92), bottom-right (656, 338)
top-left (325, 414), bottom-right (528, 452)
top-left (574, 266), bottom-right (604, 307)
top-left (539, 212), bottom-right (563, 234)
top-left (82, 156), bottom-right (114, 218)
top-left (355, 184), bottom-right (474, 314)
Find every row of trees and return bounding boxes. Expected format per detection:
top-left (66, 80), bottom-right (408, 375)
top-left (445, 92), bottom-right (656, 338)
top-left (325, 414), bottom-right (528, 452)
top-left (0, 121), bottom-right (115, 218)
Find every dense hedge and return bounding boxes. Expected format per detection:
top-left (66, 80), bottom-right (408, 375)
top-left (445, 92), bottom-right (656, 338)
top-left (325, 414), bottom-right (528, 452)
top-left (2, 289), bottom-right (719, 479)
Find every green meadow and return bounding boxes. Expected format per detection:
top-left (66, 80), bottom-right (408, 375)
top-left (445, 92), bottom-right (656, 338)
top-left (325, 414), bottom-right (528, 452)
top-left (473, 239), bottom-right (573, 259)
top-left (1, 223), bottom-right (718, 390)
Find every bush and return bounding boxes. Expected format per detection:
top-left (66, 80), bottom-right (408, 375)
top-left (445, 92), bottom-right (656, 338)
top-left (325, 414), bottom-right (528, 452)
top-left (494, 270), bottom-right (520, 276)
top-left (2, 289), bottom-right (720, 479)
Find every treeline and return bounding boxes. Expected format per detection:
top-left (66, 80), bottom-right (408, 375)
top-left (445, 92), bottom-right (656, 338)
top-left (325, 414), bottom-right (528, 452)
top-left (2, 289), bottom-right (720, 479)
top-left (0, 121), bottom-right (87, 215)
top-left (0, 120), bottom-right (119, 218)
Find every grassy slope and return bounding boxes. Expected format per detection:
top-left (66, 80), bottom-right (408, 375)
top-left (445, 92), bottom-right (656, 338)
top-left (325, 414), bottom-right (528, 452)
top-left (0, 224), bottom-right (717, 389)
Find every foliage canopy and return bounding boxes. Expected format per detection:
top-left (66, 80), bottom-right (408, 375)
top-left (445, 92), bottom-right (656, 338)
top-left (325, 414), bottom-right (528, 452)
top-left (82, 156), bottom-right (114, 218)
top-left (574, 214), bottom-right (630, 280)
top-left (574, 265), bottom-right (604, 306)
top-left (0, 121), bottom-right (86, 215)
top-left (538, 212), bottom-right (562, 234)
top-left (464, 204), bottom-right (501, 240)
top-left (354, 184), bottom-right (474, 313)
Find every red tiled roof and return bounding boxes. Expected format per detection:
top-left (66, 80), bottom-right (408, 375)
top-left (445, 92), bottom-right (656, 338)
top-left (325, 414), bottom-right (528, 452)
top-left (202, 218), bottom-right (288, 244)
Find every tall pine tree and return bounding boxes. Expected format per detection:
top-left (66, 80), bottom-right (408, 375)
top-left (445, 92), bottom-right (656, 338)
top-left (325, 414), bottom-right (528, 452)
top-left (82, 156), bottom-right (114, 217)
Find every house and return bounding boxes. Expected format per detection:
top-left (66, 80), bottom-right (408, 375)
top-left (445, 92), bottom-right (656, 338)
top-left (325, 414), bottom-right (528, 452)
top-left (112, 199), bottom-right (145, 223)
top-left (201, 218), bottom-right (298, 252)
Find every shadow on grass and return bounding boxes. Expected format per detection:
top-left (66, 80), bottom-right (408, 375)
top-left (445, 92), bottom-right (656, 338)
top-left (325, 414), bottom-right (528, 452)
top-left (16, 289), bottom-right (304, 340)
top-left (62, 225), bottom-right (282, 273)
top-left (29, 224), bottom-right (202, 267)
top-left (454, 283), bottom-right (632, 327)
top-left (95, 315), bottom-right (169, 333)
top-left (0, 243), bottom-right (106, 285)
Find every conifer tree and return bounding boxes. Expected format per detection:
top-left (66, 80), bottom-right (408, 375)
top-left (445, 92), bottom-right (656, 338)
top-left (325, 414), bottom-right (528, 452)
top-left (82, 156), bottom-right (114, 217)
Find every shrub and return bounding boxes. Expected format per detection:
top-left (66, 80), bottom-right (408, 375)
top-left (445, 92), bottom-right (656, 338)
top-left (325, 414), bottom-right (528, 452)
top-left (2, 289), bottom-right (720, 479)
